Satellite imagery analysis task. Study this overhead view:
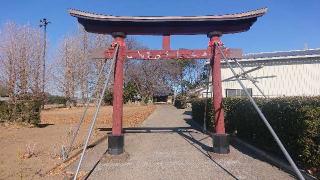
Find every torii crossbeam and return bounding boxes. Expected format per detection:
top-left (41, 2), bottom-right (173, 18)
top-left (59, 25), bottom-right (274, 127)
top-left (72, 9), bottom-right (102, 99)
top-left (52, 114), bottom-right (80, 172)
top-left (104, 42), bottom-right (243, 60)
top-left (69, 8), bottom-right (267, 155)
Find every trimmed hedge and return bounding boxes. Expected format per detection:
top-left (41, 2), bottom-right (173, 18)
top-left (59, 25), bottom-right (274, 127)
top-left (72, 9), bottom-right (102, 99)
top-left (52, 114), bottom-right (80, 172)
top-left (174, 95), bottom-right (187, 109)
top-left (191, 97), bottom-right (320, 173)
top-left (191, 98), bottom-right (214, 130)
top-left (0, 101), bottom-right (10, 122)
top-left (0, 99), bottom-right (41, 125)
top-left (47, 95), bottom-right (67, 106)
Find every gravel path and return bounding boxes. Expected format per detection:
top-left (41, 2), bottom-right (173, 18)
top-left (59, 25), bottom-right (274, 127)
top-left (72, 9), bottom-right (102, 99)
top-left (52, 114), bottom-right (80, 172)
top-left (77, 105), bottom-right (294, 180)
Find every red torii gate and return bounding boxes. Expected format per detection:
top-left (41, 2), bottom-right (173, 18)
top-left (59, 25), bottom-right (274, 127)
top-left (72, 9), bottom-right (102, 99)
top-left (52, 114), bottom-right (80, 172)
top-left (69, 8), bottom-right (267, 155)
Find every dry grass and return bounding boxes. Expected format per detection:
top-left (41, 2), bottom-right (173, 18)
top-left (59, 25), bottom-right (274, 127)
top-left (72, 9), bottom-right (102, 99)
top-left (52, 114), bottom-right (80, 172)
top-left (0, 104), bottom-right (156, 179)
top-left (21, 143), bottom-right (38, 159)
top-left (41, 104), bottom-right (156, 127)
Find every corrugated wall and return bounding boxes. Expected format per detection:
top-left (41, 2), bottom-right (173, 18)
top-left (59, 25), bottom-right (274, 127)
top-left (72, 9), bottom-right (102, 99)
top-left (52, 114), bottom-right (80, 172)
top-left (220, 57), bottom-right (320, 97)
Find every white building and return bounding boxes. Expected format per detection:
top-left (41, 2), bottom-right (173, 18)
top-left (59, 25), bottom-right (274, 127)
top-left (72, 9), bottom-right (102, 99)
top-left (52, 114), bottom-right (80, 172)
top-left (198, 48), bottom-right (320, 98)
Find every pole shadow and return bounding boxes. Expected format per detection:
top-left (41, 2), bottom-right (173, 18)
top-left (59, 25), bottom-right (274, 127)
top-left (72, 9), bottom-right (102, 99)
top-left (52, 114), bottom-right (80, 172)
top-left (93, 111), bottom-right (240, 179)
top-left (177, 130), bottom-right (239, 180)
top-left (85, 108), bottom-right (241, 179)
top-left (98, 126), bottom-right (197, 134)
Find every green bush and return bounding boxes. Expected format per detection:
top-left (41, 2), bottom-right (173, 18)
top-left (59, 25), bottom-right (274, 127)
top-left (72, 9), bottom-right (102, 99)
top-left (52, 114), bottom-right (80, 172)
top-left (0, 101), bottom-right (10, 122)
top-left (47, 95), bottom-right (67, 106)
top-left (0, 85), bottom-right (8, 97)
top-left (191, 98), bottom-right (213, 130)
top-left (191, 97), bottom-right (320, 173)
top-left (103, 90), bottom-right (113, 105)
top-left (174, 94), bottom-right (187, 109)
top-left (103, 83), bottom-right (139, 105)
top-left (0, 99), bottom-right (41, 125)
top-left (123, 81), bottom-right (138, 103)
top-left (299, 106), bottom-right (320, 171)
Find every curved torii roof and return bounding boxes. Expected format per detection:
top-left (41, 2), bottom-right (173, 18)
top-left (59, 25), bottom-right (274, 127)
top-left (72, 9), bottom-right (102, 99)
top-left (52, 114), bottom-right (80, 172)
top-left (69, 8), bottom-right (267, 35)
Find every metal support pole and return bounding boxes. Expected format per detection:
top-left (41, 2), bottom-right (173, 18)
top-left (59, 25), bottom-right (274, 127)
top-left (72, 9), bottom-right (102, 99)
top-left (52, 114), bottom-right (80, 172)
top-left (64, 58), bottom-right (109, 159)
top-left (232, 59), bottom-right (266, 98)
top-left (203, 63), bottom-right (210, 132)
top-left (73, 44), bottom-right (119, 180)
top-left (222, 66), bottom-right (263, 82)
top-left (217, 43), bottom-right (305, 180)
top-left (208, 33), bottom-right (229, 154)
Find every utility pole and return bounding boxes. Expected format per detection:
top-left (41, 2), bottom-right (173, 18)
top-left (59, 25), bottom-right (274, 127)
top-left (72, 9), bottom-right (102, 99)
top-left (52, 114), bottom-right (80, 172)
top-left (39, 18), bottom-right (50, 108)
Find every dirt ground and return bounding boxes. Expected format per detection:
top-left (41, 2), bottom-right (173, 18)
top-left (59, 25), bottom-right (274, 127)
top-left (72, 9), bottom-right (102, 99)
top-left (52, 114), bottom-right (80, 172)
top-left (0, 104), bottom-right (155, 180)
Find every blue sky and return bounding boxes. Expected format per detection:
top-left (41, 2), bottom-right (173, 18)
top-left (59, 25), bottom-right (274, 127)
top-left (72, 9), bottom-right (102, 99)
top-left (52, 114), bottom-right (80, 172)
top-left (1, 0), bottom-right (320, 54)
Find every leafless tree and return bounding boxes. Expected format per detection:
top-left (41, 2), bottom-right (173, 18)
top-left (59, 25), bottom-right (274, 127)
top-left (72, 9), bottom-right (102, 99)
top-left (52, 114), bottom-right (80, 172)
top-left (76, 29), bottom-right (90, 103)
top-left (125, 56), bottom-right (205, 101)
top-left (51, 27), bottom-right (112, 106)
top-left (50, 28), bottom-right (203, 105)
top-left (0, 22), bottom-right (44, 100)
top-left (125, 59), bottom-right (180, 101)
top-left (53, 35), bottom-right (78, 106)
top-left (90, 34), bottom-right (112, 99)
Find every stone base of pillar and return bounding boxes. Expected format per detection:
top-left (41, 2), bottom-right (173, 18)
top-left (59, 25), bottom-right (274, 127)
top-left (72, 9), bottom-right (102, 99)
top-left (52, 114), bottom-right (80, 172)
top-left (107, 134), bottom-right (124, 155)
top-left (212, 133), bottom-right (230, 154)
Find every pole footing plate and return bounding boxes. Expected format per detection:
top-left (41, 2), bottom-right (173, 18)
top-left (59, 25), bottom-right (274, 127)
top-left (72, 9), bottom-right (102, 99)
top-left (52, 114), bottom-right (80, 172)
top-left (108, 134), bottom-right (124, 155)
top-left (213, 133), bottom-right (230, 154)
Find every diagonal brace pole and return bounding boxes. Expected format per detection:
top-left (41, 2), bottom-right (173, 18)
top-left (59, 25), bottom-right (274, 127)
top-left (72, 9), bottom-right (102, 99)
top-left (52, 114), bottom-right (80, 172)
top-left (222, 66), bottom-right (263, 82)
top-left (64, 58), bottom-right (108, 160)
top-left (73, 44), bottom-right (119, 180)
top-left (203, 63), bottom-right (211, 132)
top-left (223, 75), bottom-right (277, 82)
top-left (232, 59), bottom-right (267, 98)
top-left (216, 43), bottom-right (305, 180)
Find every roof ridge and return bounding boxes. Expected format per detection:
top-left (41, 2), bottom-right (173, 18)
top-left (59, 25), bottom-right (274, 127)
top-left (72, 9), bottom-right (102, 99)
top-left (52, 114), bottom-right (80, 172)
top-left (69, 9), bottom-right (111, 17)
top-left (244, 48), bottom-right (320, 56)
top-left (69, 8), bottom-right (267, 19)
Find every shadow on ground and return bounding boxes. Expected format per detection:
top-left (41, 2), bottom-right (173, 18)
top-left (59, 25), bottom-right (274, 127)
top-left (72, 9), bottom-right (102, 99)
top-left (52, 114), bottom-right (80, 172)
top-left (81, 108), bottom-right (293, 180)
top-left (98, 127), bottom-right (196, 133)
top-left (182, 109), bottom-right (297, 179)
top-left (36, 123), bottom-right (54, 128)
top-left (91, 109), bottom-right (241, 179)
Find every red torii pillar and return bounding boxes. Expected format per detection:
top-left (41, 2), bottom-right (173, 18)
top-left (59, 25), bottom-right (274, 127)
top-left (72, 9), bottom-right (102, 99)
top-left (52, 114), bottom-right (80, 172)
top-left (208, 32), bottom-right (230, 154)
top-left (107, 32), bottom-right (230, 155)
top-left (108, 32), bottom-right (126, 155)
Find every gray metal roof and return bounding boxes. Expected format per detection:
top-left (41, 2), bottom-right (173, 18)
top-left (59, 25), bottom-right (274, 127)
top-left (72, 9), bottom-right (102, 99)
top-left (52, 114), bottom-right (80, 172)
top-left (243, 49), bottom-right (320, 59)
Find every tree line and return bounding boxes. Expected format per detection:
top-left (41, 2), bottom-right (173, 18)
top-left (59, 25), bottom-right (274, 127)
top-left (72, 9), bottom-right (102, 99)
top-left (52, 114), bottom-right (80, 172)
top-left (0, 21), bottom-right (206, 106)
